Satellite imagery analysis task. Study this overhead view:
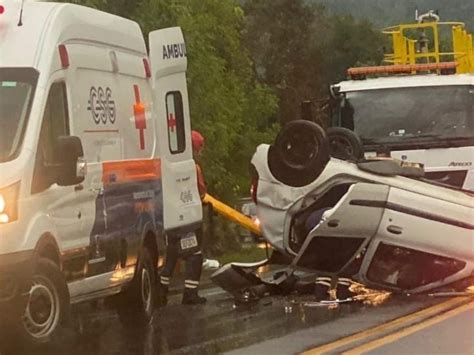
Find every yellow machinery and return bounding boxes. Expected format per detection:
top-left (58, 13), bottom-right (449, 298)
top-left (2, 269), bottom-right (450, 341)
top-left (349, 11), bottom-right (474, 77)
top-left (203, 194), bottom-right (262, 236)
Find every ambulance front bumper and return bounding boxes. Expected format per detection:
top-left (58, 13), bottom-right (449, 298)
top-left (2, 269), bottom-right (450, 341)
top-left (0, 250), bottom-right (35, 310)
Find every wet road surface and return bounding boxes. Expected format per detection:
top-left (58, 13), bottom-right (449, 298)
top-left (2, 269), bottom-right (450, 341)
top-left (363, 302), bottom-right (474, 354)
top-left (1, 285), bottom-right (460, 355)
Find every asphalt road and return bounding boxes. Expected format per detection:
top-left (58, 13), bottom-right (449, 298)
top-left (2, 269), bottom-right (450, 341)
top-left (2, 283), bottom-right (470, 355)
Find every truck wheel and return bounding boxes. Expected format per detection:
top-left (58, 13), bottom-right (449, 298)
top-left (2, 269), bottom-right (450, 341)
top-left (117, 248), bottom-right (157, 325)
top-left (269, 120), bottom-right (330, 187)
top-left (327, 127), bottom-right (364, 161)
top-left (13, 258), bottom-right (70, 346)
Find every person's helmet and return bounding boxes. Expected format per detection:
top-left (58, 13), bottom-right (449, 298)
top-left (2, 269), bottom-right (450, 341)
top-left (191, 130), bottom-right (205, 153)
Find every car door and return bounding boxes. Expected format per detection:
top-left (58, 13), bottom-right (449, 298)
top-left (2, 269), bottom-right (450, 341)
top-left (32, 78), bottom-right (90, 277)
top-left (357, 187), bottom-right (474, 292)
top-left (292, 182), bottom-right (390, 275)
top-left (148, 27), bottom-right (202, 233)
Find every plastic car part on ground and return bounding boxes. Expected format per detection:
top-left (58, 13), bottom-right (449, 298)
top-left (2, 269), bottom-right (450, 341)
top-left (202, 258), bottom-right (220, 270)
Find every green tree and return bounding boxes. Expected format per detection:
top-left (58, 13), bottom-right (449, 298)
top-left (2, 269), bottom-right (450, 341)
top-left (326, 16), bottom-right (386, 83)
top-left (243, 0), bottom-right (385, 125)
top-left (243, 0), bottom-right (328, 123)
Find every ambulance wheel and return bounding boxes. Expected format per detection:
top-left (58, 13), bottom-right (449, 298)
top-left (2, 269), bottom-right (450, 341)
top-left (117, 248), bottom-right (157, 325)
top-left (327, 127), bottom-right (364, 161)
top-left (269, 120), bottom-right (329, 187)
top-left (10, 258), bottom-right (70, 347)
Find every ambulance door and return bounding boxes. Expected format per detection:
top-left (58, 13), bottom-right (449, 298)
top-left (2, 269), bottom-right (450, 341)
top-left (148, 27), bottom-right (202, 233)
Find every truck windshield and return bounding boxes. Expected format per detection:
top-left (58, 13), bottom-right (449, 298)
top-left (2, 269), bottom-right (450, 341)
top-left (0, 68), bottom-right (38, 162)
top-left (341, 85), bottom-right (474, 148)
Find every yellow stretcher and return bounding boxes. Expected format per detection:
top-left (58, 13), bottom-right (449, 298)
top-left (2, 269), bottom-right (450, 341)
top-left (203, 194), bottom-right (262, 236)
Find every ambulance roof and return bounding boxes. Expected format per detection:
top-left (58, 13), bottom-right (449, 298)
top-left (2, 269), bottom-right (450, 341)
top-left (0, 1), bottom-right (146, 68)
top-left (336, 74), bottom-right (474, 93)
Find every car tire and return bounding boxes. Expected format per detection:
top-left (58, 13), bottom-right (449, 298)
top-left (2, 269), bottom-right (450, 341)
top-left (268, 120), bottom-right (330, 187)
top-left (327, 127), bottom-right (364, 161)
top-left (7, 258), bottom-right (70, 347)
top-left (116, 247), bottom-right (157, 325)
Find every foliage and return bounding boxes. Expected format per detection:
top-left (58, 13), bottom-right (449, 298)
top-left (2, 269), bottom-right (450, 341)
top-left (310, 0), bottom-right (474, 32)
top-left (242, 0), bottom-right (385, 125)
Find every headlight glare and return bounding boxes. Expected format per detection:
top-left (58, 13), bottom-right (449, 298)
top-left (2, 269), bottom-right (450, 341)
top-left (0, 194), bottom-right (5, 213)
top-left (0, 182), bottom-right (20, 224)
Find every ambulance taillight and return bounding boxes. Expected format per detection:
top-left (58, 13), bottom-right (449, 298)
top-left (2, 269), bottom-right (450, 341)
top-left (58, 44), bottom-right (70, 68)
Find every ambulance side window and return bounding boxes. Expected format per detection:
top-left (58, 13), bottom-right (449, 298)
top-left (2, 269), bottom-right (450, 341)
top-left (165, 91), bottom-right (186, 154)
top-left (32, 82), bottom-right (70, 193)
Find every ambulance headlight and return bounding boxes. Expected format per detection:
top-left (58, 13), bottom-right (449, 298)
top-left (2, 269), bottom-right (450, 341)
top-left (0, 182), bottom-right (20, 224)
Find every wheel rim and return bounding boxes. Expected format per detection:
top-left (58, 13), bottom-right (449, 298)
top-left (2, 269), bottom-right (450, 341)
top-left (330, 136), bottom-right (354, 159)
top-left (22, 276), bottom-right (60, 339)
top-left (141, 268), bottom-right (152, 314)
top-left (282, 131), bottom-right (320, 168)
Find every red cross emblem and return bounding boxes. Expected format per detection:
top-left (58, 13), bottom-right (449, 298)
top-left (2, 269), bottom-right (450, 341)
top-left (168, 113), bottom-right (176, 132)
top-left (133, 85), bottom-right (146, 150)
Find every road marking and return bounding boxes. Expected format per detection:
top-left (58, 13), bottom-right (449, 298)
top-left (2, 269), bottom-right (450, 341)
top-left (301, 297), bottom-right (469, 354)
top-left (343, 301), bottom-right (474, 354)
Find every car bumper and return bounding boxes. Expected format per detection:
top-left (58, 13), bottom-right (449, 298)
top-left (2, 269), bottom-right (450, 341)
top-left (0, 250), bottom-right (35, 311)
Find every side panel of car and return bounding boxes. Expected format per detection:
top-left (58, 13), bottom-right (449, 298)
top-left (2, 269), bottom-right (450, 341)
top-left (358, 186), bottom-right (474, 292)
top-left (66, 42), bottom-right (153, 276)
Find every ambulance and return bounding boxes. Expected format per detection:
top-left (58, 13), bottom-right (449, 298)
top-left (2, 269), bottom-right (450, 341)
top-left (0, 1), bottom-right (202, 344)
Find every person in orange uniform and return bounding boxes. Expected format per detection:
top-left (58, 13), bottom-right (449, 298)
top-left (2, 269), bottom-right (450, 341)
top-left (159, 130), bottom-right (207, 305)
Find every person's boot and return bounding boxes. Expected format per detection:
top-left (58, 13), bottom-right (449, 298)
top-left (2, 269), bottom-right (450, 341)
top-left (336, 277), bottom-right (355, 300)
top-left (158, 283), bottom-right (169, 306)
top-left (314, 276), bottom-right (331, 301)
top-left (182, 288), bottom-right (206, 305)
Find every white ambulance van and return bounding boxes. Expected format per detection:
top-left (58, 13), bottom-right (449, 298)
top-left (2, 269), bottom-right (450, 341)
top-left (0, 1), bottom-right (202, 344)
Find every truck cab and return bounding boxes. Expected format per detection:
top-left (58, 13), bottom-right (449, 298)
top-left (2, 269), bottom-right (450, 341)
top-left (330, 12), bottom-right (474, 190)
top-left (0, 1), bottom-right (201, 344)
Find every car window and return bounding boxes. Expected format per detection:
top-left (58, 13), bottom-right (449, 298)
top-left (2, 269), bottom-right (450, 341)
top-left (166, 91), bottom-right (186, 154)
top-left (367, 243), bottom-right (466, 289)
top-left (31, 81), bottom-right (70, 193)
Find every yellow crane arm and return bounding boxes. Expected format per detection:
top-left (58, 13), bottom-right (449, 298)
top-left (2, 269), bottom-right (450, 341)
top-left (203, 194), bottom-right (262, 236)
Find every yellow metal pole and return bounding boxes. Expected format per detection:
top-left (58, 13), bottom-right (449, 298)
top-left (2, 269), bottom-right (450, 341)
top-left (203, 194), bottom-right (262, 236)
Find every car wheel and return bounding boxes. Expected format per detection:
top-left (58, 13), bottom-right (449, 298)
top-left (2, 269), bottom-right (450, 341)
top-left (269, 120), bottom-right (330, 187)
top-left (9, 258), bottom-right (70, 347)
top-left (327, 127), bottom-right (364, 161)
top-left (116, 248), bottom-right (157, 325)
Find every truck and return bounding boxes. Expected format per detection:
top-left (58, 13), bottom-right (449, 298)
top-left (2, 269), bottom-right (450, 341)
top-left (330, 11), bottom-right (474, 190)
top-left (0, 0), bottom-right (202, 345)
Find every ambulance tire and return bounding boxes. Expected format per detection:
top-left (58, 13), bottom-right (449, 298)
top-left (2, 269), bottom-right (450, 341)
top-left (269, 120), bottom-right (330, 187)
top-left (116, 248), bottom-right (157, 325)
top-left (327, 127), bottom-right (364, 161)
top-left (7, 258), bottom-right (70, 348)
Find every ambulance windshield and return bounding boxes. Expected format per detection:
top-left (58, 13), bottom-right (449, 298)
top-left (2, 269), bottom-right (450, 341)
top-left (0, 68), bottom-right (38, 162)
top-left (340, 85), bottom-right (474, 148)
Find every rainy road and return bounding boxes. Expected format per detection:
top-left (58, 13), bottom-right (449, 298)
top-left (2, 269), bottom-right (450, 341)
top-left (2, 283), bottom-right (470, 355)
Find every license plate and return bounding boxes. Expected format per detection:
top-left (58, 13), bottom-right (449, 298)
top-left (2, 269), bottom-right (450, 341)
top-left (180, 234), bottom-right (198, 250)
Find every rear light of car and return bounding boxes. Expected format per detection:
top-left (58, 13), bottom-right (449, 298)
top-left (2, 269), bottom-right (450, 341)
top-left (249, 164), bottom-right (258, 204)
top-left (250, 177), bottom-right (258, 204)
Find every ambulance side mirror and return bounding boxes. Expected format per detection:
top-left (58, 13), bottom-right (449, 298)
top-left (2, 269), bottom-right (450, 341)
top-left (56, 136), bottom-right (86, 186)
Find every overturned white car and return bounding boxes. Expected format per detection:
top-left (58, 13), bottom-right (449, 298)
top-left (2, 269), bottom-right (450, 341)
top-left (212, 121), bottom-right (474, 298)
